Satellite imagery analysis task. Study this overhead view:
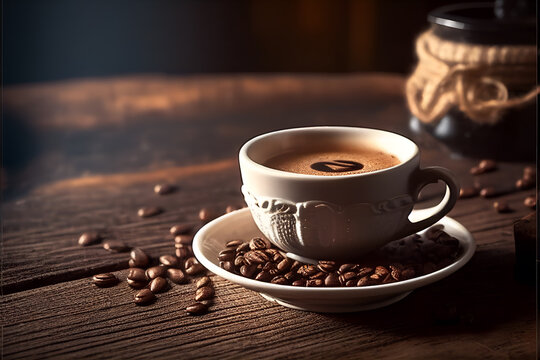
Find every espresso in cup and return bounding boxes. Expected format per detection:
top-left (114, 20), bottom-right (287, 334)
top-left (263, 146), bottom-right (400, 176)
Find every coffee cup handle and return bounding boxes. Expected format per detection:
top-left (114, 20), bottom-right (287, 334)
top-left (396, 166), bottom-right (460, 238)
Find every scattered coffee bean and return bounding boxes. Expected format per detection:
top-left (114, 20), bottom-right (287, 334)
top-left (199, 208), bottom-right (216, 223)
top-left (174, 235), bottom-right (193, 245)
top-left (523, 166), bottom-right (536, 178)
top-left (134, 289), bottom-right (155, 305)
top-left (196, 276), bottom-right (211, 288)
top-left (167, 268), bottom-right (187, 284)
top-left (128, 268), bottom-right (148, 283)
top-left (175, 247), bottom-right (190, 259)
top-left (184, 257), bottom-right (198, 268)
top-left (92, 273), bottom-right (118, 287)
top-left (103, 240), bottom-right (130, 253)
top-left (493, 201), bottom-right (511, 213)
top-left (478, 159), bottom-right (496, 172)
top-left (524, 195), bottom-right (536, 209)
top-left (149, 277), bottom-right (168, 293)
top-left (146, 266), bottom-right (167, 279)
top-left (195, 286), bottom-right (214, 301)
top-left (186, 263), bottom-right (205, 276)
top-left (186, 302), bottom-right (207, 315)
top-left (479, 187), bottom-right (497, 198)
top-left (516, 178), bottom-right (534, 190)
top-left (170, 224), bottom-right (193, 236)
top-left (225, 205), bottom-right (240, 213)
top-left (130, 248), bottom-right (150, 268)
top-left (137, 206), bottom-right (163, 218)
top-left (78, 232), bottom-right (101, 246)
top-left (127, 278), bottom-right (148, 289)
top-left (159, 255), bottom-right (180, 267)
top-left (459, 186), bottom-right (479, 199)
top-left (154, 183), bottom-right (176, 195)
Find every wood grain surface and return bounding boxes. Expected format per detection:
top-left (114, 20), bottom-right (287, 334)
top-left (1, 74), bottom-right (536, 359)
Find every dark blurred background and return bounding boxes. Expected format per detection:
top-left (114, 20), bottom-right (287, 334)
top-left (4, 0), bottom-right (480, 85)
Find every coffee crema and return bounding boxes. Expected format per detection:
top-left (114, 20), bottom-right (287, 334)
top-left (263, 147), bottom-right (400, 176)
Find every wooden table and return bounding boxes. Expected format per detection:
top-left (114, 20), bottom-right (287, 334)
top-left (1, 74), bottom-right (536, 359)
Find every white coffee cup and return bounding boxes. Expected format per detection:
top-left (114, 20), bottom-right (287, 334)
top-left (239, 126), bottom-right (460, 260)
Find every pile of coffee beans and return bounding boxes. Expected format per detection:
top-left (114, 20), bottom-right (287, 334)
top-left (218, 225), bottom-right (461, 287)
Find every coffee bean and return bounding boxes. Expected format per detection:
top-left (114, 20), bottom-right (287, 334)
top-left (130, 248), bottom-right (150, 268)
top-left (184, 257), bottom-right (199, 269)
top-left (245, 250), bottom-right (270, 264)
top-left (196, 276), bottom-right (211, 288)
top-left (154, 183), bottom-right (176, 195)
top-left (226, 240), bottom-right (244, 248)
top-left (459, 186), bottom-right (479, 199)
top-left (78, 232), bottom-right (101, 246)
top-left (297, 265), bottom-right (318, 277)
top-left (374, 266), bottom-right (389, 277)
top-left (524, 195), bottom-right (536, 209)
top-left (92, 273), bottom-right (118, 287)
top-left (221, 261), bottom-right (235, 272)
top-left (255, 270), bottom-right (273, 282)
top-left (270, 276), bottom-right (288, 285)
top-left (195, 286), bottom-right (214, 301)
top-left (249, 237), bottom-right (272, 250)
top-left (390, 267), bottom-right (402, 281)
top-left (127, 279), bottom-right (148, 289)
top-left (186, 302), bottom-right (207, 315)
top-left (306, 279), bottom-right (324, 287)
top-left (175, 247), bottom-right (190, 259)
top-left (137, 206), bottom-right (163, 218)
top-left (469, 166), bottom-right (482, 175)
top-left (479, 187), bottom-right (497, 198)
top-left (128, 259), bottom-right (137, 267)
top-left (170, 224), bottom-right (193, 236)
top-left (310, 271), bottom-right (326, 280)
top-left (199, 208), bottom-right (216, 223)
top-left (356, 267), bottom-right (373, 278)
top-left (516, 178), bottom-right (535, 190)
top-left (277, 258), bottom-right (293, 273)
top-left (149, 277), bottom-right (168, 293)
top-left (317, 260), bottom-right (336, 273)
top-left (357, 276), bottom-right (371, 286)
top-left (240, 264), bottom-right (257, 278)
top-left (102, 240), bottom-right (130, 253)
top-left (146, 266), bottom-right (167, 279)
top-left (338, 264), bottom-right (357, 274)
top-left (425, 225), bottom-right (445, 240)
top-left (167, 268), bottom-right (187, 284)
top-left (478, 159), bottom-right (496, 172)
top-left (369, 273), bottom-right (383, 284)
top-left (134, 289), bottom-right (155, 305)
top-left (159, 255), bottom-right (180, 267)
top-left (342, 271), bottom-right (357, 281)
top-left (225, 205), bottom-right (240, 213)
top-left (175, 235), bottom-right (193, 245)
top-left (292, 279), bottom-right (306, 286)
top-left (493, 201), bottom-right (511, 213)
top-left (283, 271), bottom-right (297, 281)
top-left (382, 274), bottom-right (395, 284)
top-left (186, 263), bottom-right (205, 276)
top-left (234, 256), bottom-right (245, 267)
top-left (128, 268), bottom-right (148, 282)
top-left (218, 249), bottom-right (235, 262)
top-left (236, 242), bottom-right (250, 253)
top-left (324, 273), bottom-right (340, 287)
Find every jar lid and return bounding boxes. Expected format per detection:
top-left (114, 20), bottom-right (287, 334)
top-left (428, 2), bottom-right (535, 45)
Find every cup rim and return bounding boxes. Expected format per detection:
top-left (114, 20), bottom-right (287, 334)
top-left (239, 126), bottom-right (419, 180)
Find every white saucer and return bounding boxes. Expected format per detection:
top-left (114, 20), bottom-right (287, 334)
top-left (193, 208), bottom-right (476, 313)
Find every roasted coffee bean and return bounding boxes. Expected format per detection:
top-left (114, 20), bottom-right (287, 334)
top-left (174, 235), bottom-right (193, 245)
top-left (382, 274), bottom-right (395, 284)
top-left (310, 271), bottom-right (326, 280)
top-left (137, 206), bottom-right (162, 218)
top-left (186, 263), bottom-right (205, 276)
top-left (469, 166), bottom-right (482, 175)
top-left (78, 232), bottom-right (101, 246)
top-left (277, 258), bottom-right (293, 273)
top-left (221, 261), bottom-right (235, 272)
top-left (516, 178), bottom-right (535, 190)
top-left (195, 286), bottom-right (215, 301)
top-left (255, 270), bottom-right (273, 282)
top-left (127, 279), bottom-right (148, 289)
top-left (128, 268), bottom-right (148, 282)
top-left (292, 279), bottom-right (306, 286)
top-left (283, 271), bottom-right (296, 281)
top-left (149, 277), bottom-right (168, 293)
top-left (102, 240), bottom-right (130, 253)
top-left (324, 273), bottom-right (340, 287)
top-left (369, 273), bottom-right (383, 284)
top-left (401, 267), bottom-right (415, 280)
top-left (345, 279), bottom-right (357, 287)
top-left (317, 260), bottom-right (337, 272)
top-left (390, 267), bottom-right (402, 281)
top-left (167, 268), bottom-right (187, 284)
top-left (186, 302), bottom-right (207, 315)
top-left (245, 250), bottom-right (270, 264)
top-left (479, 187), bottom-right (497, 198)
top-left (146, 266), bottom-right (167, 279)
top-left (183, 256), bottom-right (198, 268)
top-left (374, 266), bottom-right (389, 277)
top-left (459, 186), bottom-right (479, 199)
top-left (199, 208), bottom-right (216, 223)
top-left (524, 166), bottom-right (536, 177)
top-left (170, 224), bottom-right (193, 236)
top-left (225, 205), bottom-right (240, 213)
top-left (240, 264), bottom-right (257, 278)
top-left (338, 264), bottom-right (357, 274)
top-left (357, 276), bottom-right (371, 286)
top-left (249, 237), bottom-right (272, 250)
top-left (218, 249), bottom-right (236, 262)
top-left (357, 267), bottom-right (373, 278)
top-left (524, 195), bottom-right (536, 209)
top-left (272, 253), bottom-right (284, 263)
top-left (270, 276), bottom-right (288, 285)
top-left (234, 256), bottom-right (245, 267)
top-left (342, 271), bottom-right (357, 281)
top-left (130, 248), bottom-right (150, 268)
top-left (306, 279), bottom-right (324, 287)
top-left (297, 265), bottom-right (318, 277)
top-left (175, 247), bottom-right (190, 259)
top-left (160, 255), bottom-right (180, 267)
top-left (226, 240), bottom-right (244, 248)
top-left (128, 259), bottom-right (137, 268)
top-left (196, 276), bottom-right (211, 288)
top-left (236, 242), bottom-right (250, 253)
top-left (493, 201), bottom-right (511, 213)
top-left (134, 289), bottom-right (155, 305)
top-left (154, 183), bottom-right (176, 195)
top-left (92, 273), bottom-right (118, 287)
top-left (262, 262), bottom-right (277, 273)
top-left (289, 261), bottom-right (302, 273)
top-left (478, 159), bottom-right (496, 172)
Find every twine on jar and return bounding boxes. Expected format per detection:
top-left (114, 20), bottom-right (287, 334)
top-left (406, 29), bottom-right (539, 125)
